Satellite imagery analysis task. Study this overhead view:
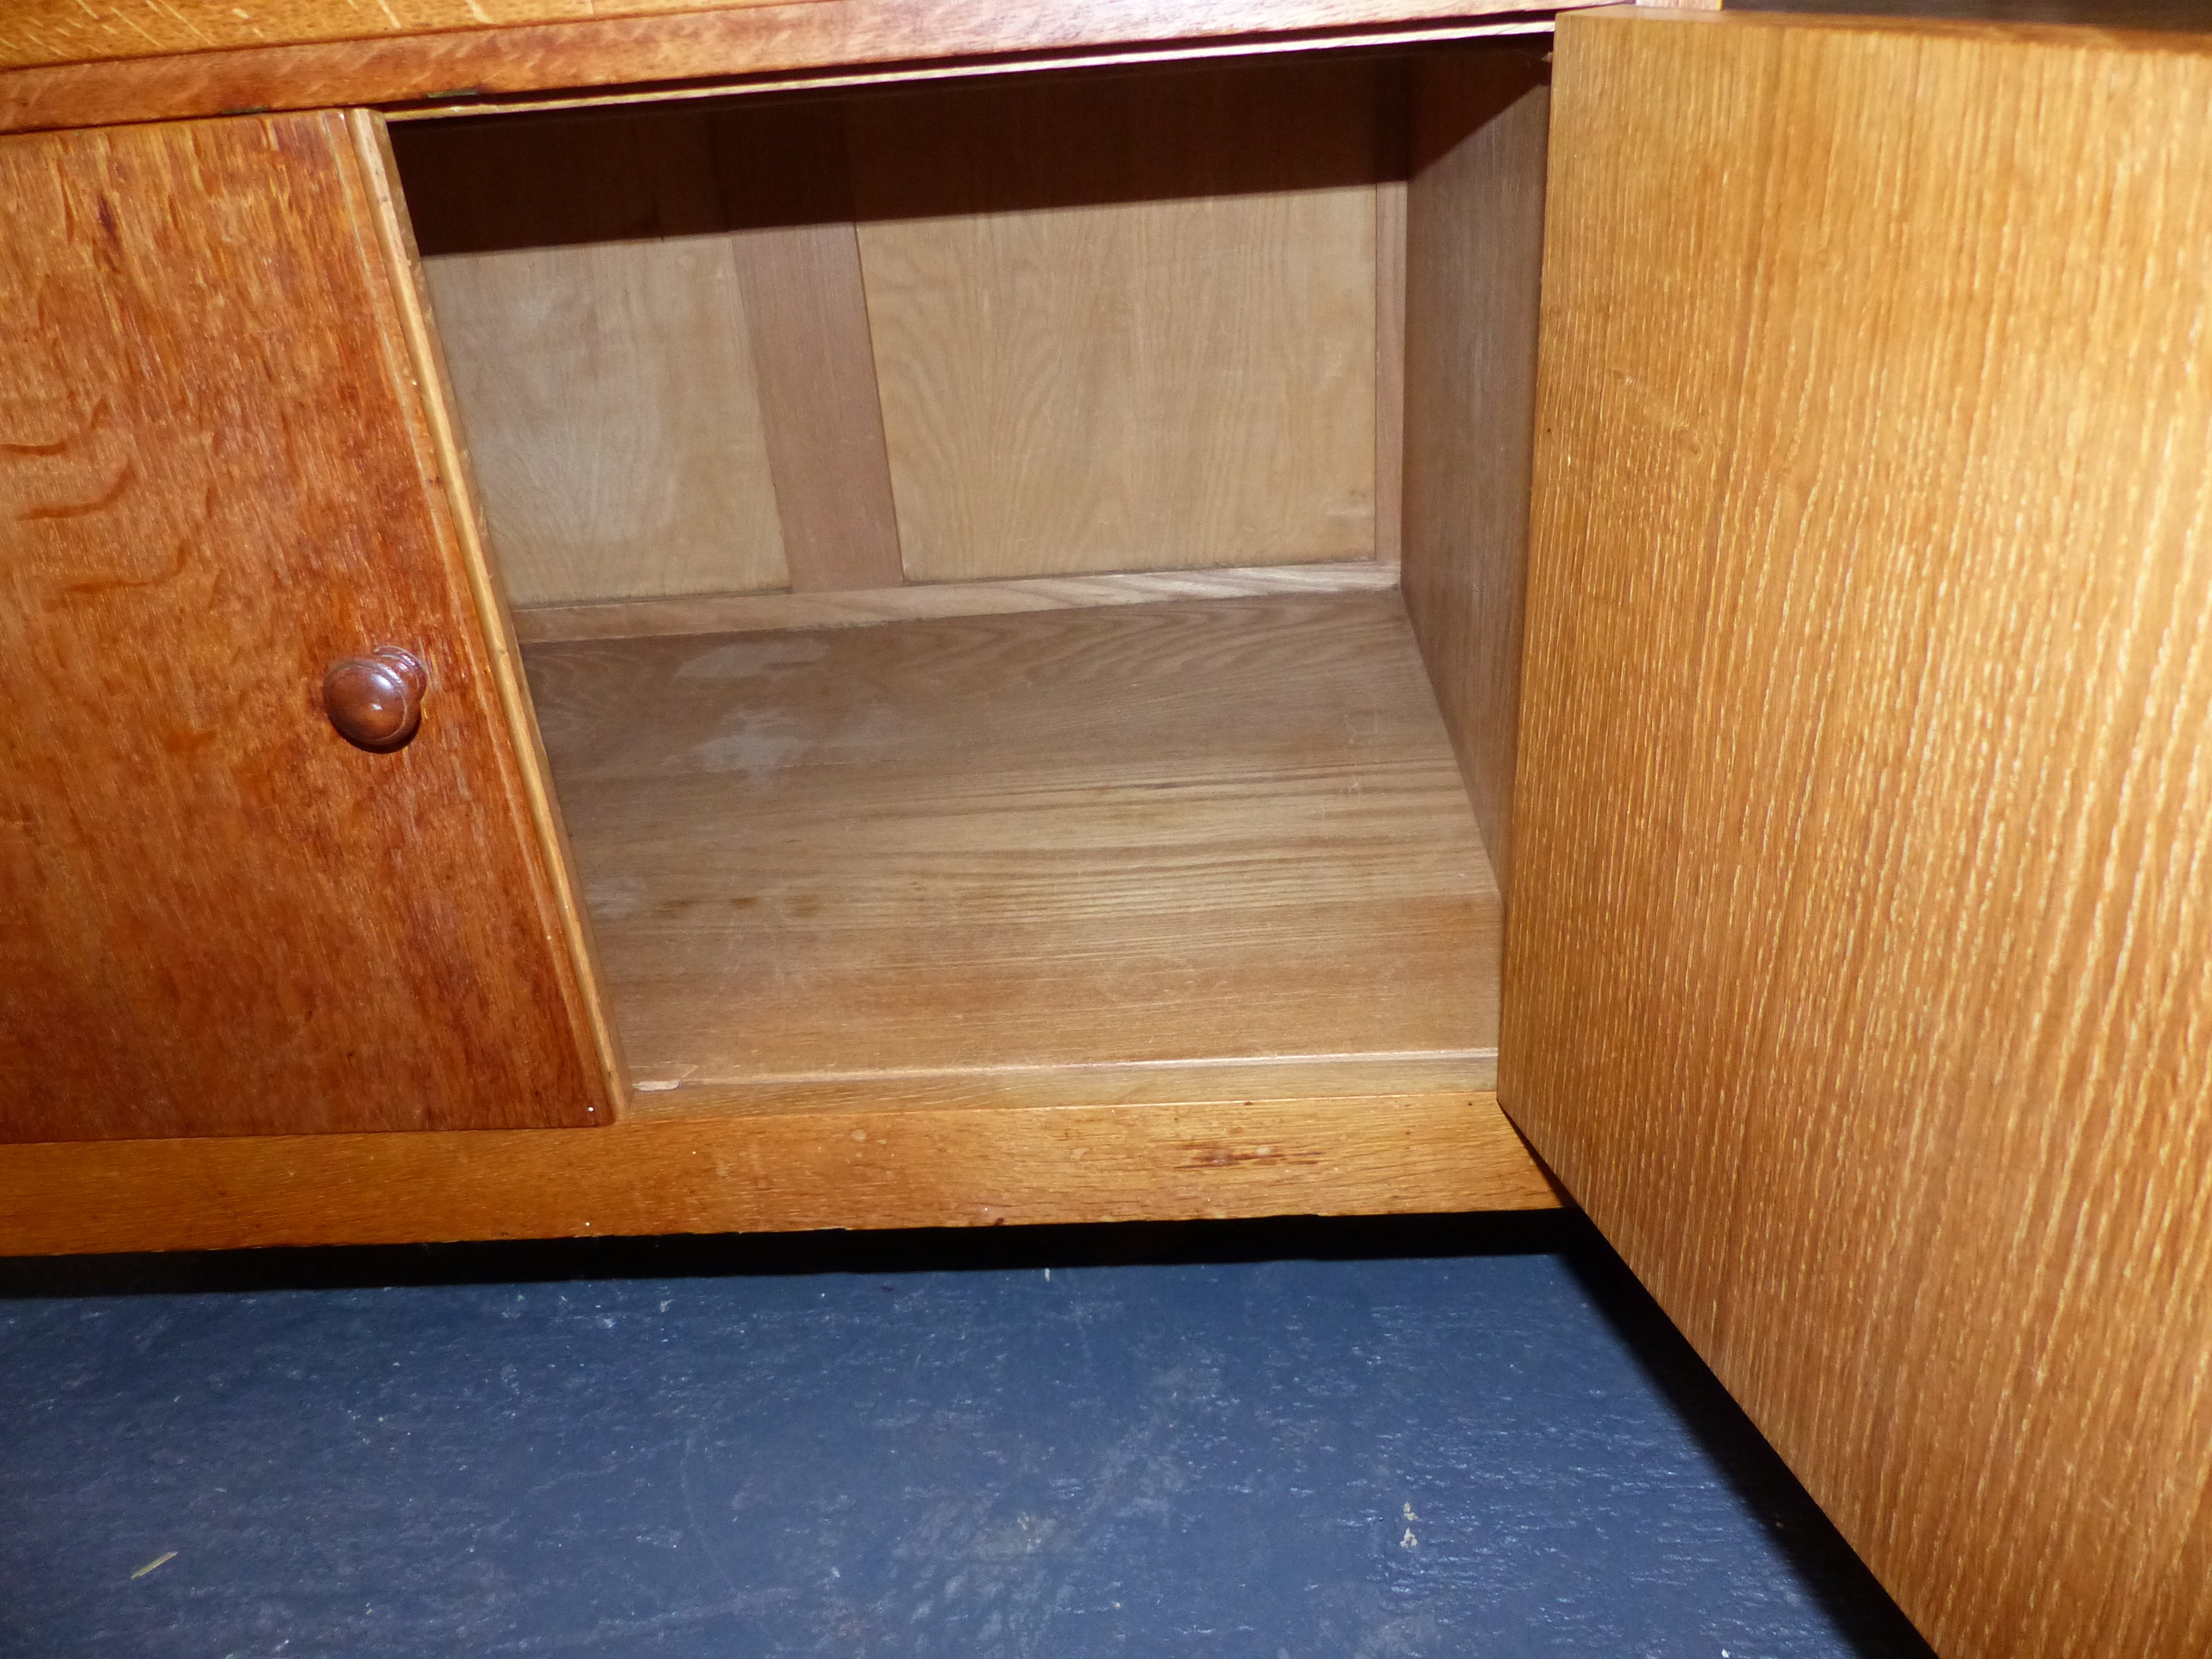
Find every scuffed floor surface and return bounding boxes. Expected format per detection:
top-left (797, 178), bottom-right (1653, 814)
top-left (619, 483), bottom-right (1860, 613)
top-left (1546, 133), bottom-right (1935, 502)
top-left (0, 1217), bottom-right (1932, 1658)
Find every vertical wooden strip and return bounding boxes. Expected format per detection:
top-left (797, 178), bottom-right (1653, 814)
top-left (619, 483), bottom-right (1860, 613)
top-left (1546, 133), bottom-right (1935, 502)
top-left (710, 101), bottom-right (906, 594)
top-left (1372, 60), bottom-right (1412, 568)
top-left (1401, 50), bottom-right (1549, 892)
top-left (1374, 179), bottom-right (1408, 567)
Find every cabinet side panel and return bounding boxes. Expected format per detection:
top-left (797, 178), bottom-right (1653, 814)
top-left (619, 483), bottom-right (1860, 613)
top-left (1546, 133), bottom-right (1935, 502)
top-left (0, 111), bottom-right (606, 1137)
top-left (1402, 50), bottom-right (1549, 893)
top-left (1508, 13), bottom-right (2212, 1659)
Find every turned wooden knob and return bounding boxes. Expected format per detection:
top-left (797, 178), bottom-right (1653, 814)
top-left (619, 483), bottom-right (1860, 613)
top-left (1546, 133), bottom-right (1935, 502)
top-left (322, 646), bottom-right (427, 752)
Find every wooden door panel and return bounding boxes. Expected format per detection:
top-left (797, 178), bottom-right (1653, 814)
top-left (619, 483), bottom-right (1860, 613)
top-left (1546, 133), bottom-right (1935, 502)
top-left (1509, 10), bottom-right (2211, 1659)
top-left (0, 111), bottom-right (611, 1139)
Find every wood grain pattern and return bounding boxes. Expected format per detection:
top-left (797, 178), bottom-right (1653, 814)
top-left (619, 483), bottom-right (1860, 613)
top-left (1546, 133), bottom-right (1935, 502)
top-left (0, 0), bottom-right (790, 70)
top-left (1401, 49), bottom-right (1548, 895)
top-left (397, 112), bottom-right (791, 606)
top-left (354, 111), bottom-right (634, 1118)
top-left (1369, 36), bottom-right (1414, 570)
top-left (398, 100), bottom-right (908, 601)
top-left (1726, 0), bottom-right (2209, 19)
top-left (423, 240), bottom-right (791, 605)
top-left (381, 18), bottom-right (1560, 126)
top-left (850, 60), bottom-right (1382, 580)
top-left (0, 111), bottom-right (607, 1140)
top-left (0, 0), bottom-right (1573, 137)
top-left (510, 560), bottom-right (1401, 642)
top-left (398, 62), bottom-right (1388, 607)
top-left (524, 591), bottom-right (1501, 1096)
top-left (1372, 174), bottom-right (1408, 569)
top-left (0, 1090), bottom-right (1560, 1257)
top-left (626, 1055), bottom-right (1498, 1115)
top-left (1509, 10), bottom-right (2212, 1659)
top-left (711, 100), bottom-right (906, 593)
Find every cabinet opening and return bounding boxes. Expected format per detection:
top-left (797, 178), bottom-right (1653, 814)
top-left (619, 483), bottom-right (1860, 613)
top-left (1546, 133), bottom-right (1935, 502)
top-left (386, 46), bottom-right (1548, 1128)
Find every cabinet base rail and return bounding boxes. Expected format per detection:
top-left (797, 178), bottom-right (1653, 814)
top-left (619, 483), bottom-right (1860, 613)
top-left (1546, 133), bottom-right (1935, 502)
top-left (0, 1092), bottom-right (1560, 1256)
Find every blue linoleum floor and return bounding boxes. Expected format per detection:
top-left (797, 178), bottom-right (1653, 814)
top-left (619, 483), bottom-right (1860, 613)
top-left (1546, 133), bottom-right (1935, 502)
top-left (0, 1215), bottom-right (1932, 1658)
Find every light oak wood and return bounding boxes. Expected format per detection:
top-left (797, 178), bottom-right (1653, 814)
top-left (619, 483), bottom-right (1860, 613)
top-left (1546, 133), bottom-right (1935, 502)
top-left (1371, 53), bottom-right (1413, 569)
top-left (709, 100), bottom-right (907, 593)
top-left (399, 99), bottom-right (911, 602)
top-left (397, 112), bottom-right (791, 606)
top-left (626, 1056), bottom-right (1499, 1115)
top-left (1402, 48), bottom-right (1548, 893)
top-left (1373, 173), bottom-right (1408, 569)
top-left (0, 1091), bottom-right (1560, 1257)
top-left (511, 560), bottom-right (1402, 642)
top-left (1710, 0), bottom-right (2212, 18)
top-left (0, 0), bottom-right (1574, 136)
top-left (0, 111), bottom-right (607, 1141)
top-left (424, 240), bottom-right (791, 605)
top-left (850, 60), bottom-right (1382, 580)
top-left (1510, 10), bottom-right (2212, 1659)
top-left (398, 63), bottom-right (1393, 607)
top-left (524, 591), bottom-right (1501, 1099)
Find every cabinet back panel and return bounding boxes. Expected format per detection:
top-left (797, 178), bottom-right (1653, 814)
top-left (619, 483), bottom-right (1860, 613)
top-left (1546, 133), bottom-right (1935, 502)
top-left (423, 236), bottom-right (794, 606)
top-left (393, 60), bottom-right (1394, 609)
top-left (400, 109), bottom-right (791, 607)
top-left (850, 61), bottom-right (1382, 582)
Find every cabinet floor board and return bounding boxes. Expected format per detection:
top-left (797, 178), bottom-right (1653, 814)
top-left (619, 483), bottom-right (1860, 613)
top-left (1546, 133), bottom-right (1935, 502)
top-left (524, 590), bottom-right (1503, 1109)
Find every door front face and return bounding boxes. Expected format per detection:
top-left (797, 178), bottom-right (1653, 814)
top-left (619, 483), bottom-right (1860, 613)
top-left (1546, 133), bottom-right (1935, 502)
top-left (0, 111), bottom-right (612, 1140)
top-left (1508, 10), bottom-right (2212, 1659)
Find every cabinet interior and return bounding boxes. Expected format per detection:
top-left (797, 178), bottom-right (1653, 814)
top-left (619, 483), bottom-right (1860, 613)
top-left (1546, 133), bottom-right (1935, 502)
top-left (386, 45), bottom-right (1548, 1123)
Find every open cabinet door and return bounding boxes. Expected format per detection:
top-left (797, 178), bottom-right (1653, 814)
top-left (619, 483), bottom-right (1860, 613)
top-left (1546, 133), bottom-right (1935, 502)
top-left (0, 111), bottom-right (613, 1139)
top-left (1505, 9), bottom-right (2212, 1657)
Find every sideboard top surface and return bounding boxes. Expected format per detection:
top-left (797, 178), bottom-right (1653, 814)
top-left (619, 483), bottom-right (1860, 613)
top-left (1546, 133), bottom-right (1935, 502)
top-left (0, 0), bottom-right (1572, 138)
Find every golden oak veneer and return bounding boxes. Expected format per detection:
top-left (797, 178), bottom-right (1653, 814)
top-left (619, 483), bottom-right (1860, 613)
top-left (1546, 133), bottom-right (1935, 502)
top-left (1506, 10), bottom-right (2212, 1658)
top-left (0, 1093), bottom-right (1559, 1255)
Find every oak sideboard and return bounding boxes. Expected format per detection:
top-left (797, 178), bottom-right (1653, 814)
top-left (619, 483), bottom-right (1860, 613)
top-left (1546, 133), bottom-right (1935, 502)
top-left (2, 3), bottom-right (2206, 1656)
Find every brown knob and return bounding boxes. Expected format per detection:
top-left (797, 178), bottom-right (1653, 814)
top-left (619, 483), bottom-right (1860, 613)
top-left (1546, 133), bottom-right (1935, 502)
top-left (322, 646), bottom-right (427, 753)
